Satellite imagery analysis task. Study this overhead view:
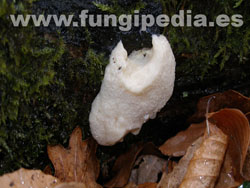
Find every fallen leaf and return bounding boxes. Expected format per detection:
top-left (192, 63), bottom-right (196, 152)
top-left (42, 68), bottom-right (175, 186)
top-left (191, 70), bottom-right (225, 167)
top-left (243, 146), bottom-right (250, 181)
top-left (54, 182), bottom-right (87, 188)
top-left (159, 92), bottom-right (250, 158)
top-left (166, 160), bottom-right (177, 174)
top-left (179, 123), bottom-right (228, 188)
top-left (243, 113), bottom-right (250, 180)
top-left (43, 165), bottom-right (53, 175)
top-left (123, 182), bottom-right (157, 188)
top-left (157, 137), bottom-right (203, 188)
top-left (215, 155), bottom-right (238, 188)
top-left (47, 126), bottom-right (102, 188)
top-left (159, 122), bottom-right (205, 157)
top-left (246, 112), bottom-right (250, 123)
top-left (159, 108), bottom-right (250, 188)
top-left (0, 168), bottom-right (59, 188)
top-left (105, 143), bottom-right (144, 188)
top-left (129, 155), bottom-right (166, 185)
top-left (189, 90), bottom-right (250, 123)
top-left (123, 182), bottom-right (138, 188)
top-left (138, 182), bottom-right (157, 188)
top-left (105, 143), bottom-right (163, 188)
top-left (210, 109), bottom-right (250, 188)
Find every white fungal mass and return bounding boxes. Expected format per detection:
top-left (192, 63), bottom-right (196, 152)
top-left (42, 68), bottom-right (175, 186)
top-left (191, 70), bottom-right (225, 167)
top-left (89, 35), bottom-right (176, 146)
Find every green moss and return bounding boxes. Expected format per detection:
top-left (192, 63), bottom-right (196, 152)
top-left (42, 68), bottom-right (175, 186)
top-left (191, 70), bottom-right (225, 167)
top-left (244, 182), bottom-right (250, 188)
top-left (0, 0), bottom-right (62, 173)
top-left (160, 0), bottom-right (250, 78)
top-left (0, 0), bottom-right (108, 174)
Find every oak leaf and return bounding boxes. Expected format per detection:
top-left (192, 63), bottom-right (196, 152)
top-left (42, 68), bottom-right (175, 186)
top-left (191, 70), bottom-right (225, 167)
top-left (47, 126), bottom-right (101, 188)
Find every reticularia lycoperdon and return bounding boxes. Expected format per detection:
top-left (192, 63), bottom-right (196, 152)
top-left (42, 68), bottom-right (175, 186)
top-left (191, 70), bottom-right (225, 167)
top-left (89, 35), bottom-right (176, 146)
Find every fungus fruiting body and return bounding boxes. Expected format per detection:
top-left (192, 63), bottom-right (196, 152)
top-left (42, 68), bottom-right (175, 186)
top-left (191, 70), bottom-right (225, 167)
top-left (89, 35), bottom-right (176, 146)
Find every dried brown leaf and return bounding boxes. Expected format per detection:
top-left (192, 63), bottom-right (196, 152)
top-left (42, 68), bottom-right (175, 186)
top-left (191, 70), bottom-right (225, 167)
top-left (54, 182), bottom-right (87, 188)
top-left (242, 113), bottom-right (250, 180)
top-left (157, 137), bottom-right (203, 188)
top-left (138, 182), bottom-right (157, 188)
top-left (123, 182), bottom-right (157, 188)
top-left (159, 122), bottom-right (205, 157)
top-left (0, 168), bottom-right (59, 188)
top-left (105, 143), bottom-right (163, 188)
top-left (47, 126), bottom-right (101, 188)
top-left (243, 145), bottom-right (250, 181)
top-left (179, 123), bottom-right (228, 188)
top-left (189, 90), bottom-right (250, 123)
top-left (123, 182), bottom-right (138, 188)
top-left (158, 108), bottom-right (250, 188)
top-left (43, 165), bottom-right (53, 175)
top-left (209, 109), bottom-right (250, 188)
top-left (246, 112), bottom-right (250, 123)
top-left (105, 143), bottom-right (144, 188)
top-left (166, 160), bottom-right (177, 174)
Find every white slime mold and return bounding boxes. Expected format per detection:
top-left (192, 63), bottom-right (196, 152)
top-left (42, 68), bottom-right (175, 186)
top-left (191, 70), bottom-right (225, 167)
top-left (89, 35), bottom-right (176, 146)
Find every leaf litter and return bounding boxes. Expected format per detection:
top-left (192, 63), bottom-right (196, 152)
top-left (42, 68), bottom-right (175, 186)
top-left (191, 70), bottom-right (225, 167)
top-left (0, 90), bottom-right (249, 188)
